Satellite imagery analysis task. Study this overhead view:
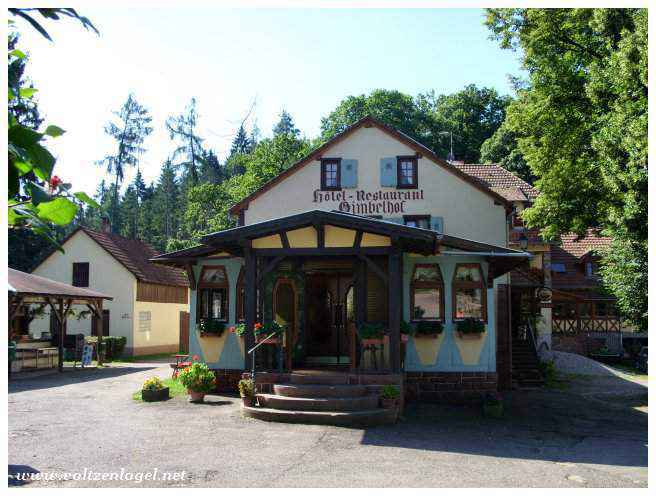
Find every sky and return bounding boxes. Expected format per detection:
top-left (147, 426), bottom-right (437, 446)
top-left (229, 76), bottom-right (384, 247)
top-left (14, 8), bottom-right (525, 197)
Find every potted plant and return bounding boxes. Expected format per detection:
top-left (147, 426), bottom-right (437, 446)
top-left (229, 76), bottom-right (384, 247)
top-left (141, 377), bottom-right (169, 402)
top-left (197, 318), bottom-right (225, 337)
top-left (456, 318), bottom-right (485, 339)
top-left (483, 392), bottom-right (504, 418)
top-left (414, 320), bottom-right (444, 338)
top-left (400, 320), bottom-right (414, 343)
top-left (254, 321), bottom-right (284, 344)
top-left (380, 384), bottom-right (400, 409)
top-left (357, 323), bottom-right (386, 346)
top-left (231, 323), bottom-right (246, 337)
top-left (177, 360), bottom-right (216, 403)
top-left (238, 378), bottom-right (255, 407)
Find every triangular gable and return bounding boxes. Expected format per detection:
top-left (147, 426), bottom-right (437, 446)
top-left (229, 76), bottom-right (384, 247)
top-left (228, 116), bottom-right (509, 216)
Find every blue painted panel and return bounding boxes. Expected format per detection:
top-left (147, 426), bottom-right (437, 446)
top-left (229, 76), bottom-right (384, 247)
top-left (380, 157), bottom-right (396, 187)
top-left (341, 159), bottom-right (358, 188)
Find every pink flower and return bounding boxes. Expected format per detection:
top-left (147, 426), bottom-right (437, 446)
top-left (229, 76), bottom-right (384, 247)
top-left (192, 354), bottom-right (200, 361)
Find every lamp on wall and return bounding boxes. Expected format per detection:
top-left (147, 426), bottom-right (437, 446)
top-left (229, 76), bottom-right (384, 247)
top-left (518, 233), bottom-right (529, 251)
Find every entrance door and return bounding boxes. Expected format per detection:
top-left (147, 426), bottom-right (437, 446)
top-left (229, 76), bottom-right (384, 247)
top-left (305, 272), bottom-right (353, 365)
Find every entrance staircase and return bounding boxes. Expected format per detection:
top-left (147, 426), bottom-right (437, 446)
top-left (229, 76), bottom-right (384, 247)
top-left (512, 338), bottom-right (544, 388)
top-left (242, 371), bottom-right (399, 427)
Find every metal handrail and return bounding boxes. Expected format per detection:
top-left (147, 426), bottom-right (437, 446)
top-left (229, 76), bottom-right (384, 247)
top-left (247, 331), bottom-right (279, 355)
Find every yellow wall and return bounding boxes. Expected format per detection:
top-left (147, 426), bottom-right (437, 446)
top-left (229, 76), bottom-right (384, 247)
top-left (132, 291), bottom-right (189, 355)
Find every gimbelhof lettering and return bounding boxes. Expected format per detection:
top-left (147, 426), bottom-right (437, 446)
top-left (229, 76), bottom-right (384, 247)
top-left (312, 189), bottom-right (425, 215)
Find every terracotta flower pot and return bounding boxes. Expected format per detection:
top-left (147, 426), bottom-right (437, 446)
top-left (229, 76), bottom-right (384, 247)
top-left (241, 395), bottom-right (254, 407)
top-left (380, 397), bottom-right (398, 409)
top-left (187, 390), bottom-right (206, 403)
top-left (400, 334), bottom-right (409, 343)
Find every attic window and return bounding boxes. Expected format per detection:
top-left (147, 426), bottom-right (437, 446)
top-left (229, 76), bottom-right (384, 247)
top-left (321, 158), bottom-right (341, 190)
top-left (551, 263), bottom-right (566, 273)
top-left (397, 156), bottom-right (418, 189)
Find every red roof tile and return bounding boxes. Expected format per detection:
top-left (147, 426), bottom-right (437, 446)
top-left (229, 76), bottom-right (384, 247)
top-left (80, 228), bottom-right (189, 287)
top-left (551, 230), bottom-right (612, 289)
top-left (453, 163), bottom-right (540, 202)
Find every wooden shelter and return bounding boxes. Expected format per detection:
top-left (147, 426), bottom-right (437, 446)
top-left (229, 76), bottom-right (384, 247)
top-left (8, 268), bottom-right (113, 371)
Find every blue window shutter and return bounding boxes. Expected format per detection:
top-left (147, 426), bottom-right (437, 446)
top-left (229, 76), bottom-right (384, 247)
top-left (430, 217), bottom-right (444, 233)
top-left (380, 157), bottom-right (396, 187)
top-left (341, 159), bottom-right (358, 188)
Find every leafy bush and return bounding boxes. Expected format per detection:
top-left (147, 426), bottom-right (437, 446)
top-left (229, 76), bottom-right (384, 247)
top-left (230, 323), bottom-right (246, 337)
top-left (380, 385), bottom-right (400, 400)
top-left (253, 321), bottom-right (285, 337)
top-left (357, 322), bottom-right (386, 340)
top-left (415, 321), bottom-right (444, 336)
top-left (142, 377), bottom-right (166, 391)
top-left (197, 319), bottom-right (225, 336)
top-left (238, 378), bottom-right (254, 398)
top-left (456, 318), bottom-right (485, 334)
top-left (177, 362), bottom-right (216, 393)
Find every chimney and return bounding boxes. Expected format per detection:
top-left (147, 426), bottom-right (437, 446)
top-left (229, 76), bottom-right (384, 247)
top-left (101, 216), bottom-right (111, 233)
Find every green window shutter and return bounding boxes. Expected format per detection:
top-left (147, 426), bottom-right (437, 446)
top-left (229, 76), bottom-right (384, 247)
top-left (430, 217), bottom-right (444, 233)
top-left (341, 159), bottom-right (358, 188)
top-left (380, 157), bottom-right (396, 187)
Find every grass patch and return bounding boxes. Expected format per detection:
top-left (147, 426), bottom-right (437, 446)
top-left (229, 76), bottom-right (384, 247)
top-left (132, 378), bottom-right (186, 402)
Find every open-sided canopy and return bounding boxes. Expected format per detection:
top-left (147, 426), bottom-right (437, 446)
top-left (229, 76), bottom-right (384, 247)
top-left (8, 268), bottom-right (113, 304)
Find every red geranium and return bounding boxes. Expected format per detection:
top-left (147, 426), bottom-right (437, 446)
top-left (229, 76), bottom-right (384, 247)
top-left (49, 175), bottom-right (62, 191)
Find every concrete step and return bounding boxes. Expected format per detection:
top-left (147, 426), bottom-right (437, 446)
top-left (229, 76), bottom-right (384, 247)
top-left (242, 406), bottom-right (397, 426)
top-left (257, 393), bottom-right (379, 411)
top-left (289, 373), bottom-right (350, 385)
top-left (273, 383), bottom-right (368, 398)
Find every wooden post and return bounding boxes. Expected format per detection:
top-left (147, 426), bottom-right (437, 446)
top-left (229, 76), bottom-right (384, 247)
top-left (244, 246), bottom-right (257, 371)
top-left (96, 299), bottom-right (104, 366)
top-left (388, 248), bottom-right (402, 373)
top-left (58, 298), bottom-right (65, 372)
top-left (354, 258), bottom-right (367, 370)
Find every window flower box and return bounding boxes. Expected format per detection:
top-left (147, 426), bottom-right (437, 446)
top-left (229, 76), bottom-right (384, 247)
top-left (197, 318), bottom-right (225, 337)
top-left (456, 318), bottom-right (486, 339)
top-left (358, 323), bottom-right (386, 346)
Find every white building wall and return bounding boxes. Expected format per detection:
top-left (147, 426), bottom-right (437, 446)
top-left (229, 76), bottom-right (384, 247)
top-left (29, 230), bottom-right (136, 349)
top-left (244, 126), bottom-right (507, 247)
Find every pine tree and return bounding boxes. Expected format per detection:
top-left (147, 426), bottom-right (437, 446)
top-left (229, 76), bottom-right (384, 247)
top-left (199, 149), bottom-right (223, 184)
top-left (96, 94), bottom-right (153, 232)
top-left (230, 124), bottom-right (252, 156)
top-left (166, 98), bottom-right (204, 185)
top-left (273, 109), bottom-right (299, 138)
top-left (119, 185), bottom-right (139, 239)
top-left (152, 160), bottom-right (180, 249)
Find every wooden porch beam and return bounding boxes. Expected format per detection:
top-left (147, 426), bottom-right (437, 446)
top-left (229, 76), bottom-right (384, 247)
top-left (280, 231), bottom-right (290, 249)
top-left (358, 254), bottom-right (388, 285)
top-left (388, 248), bottom-right (402, 373)
top-left (257, 255), bottom-right (286, 285)
top-left (185, 263), bottom-right (197, 290)
top-left (243, 247), bottom-right (257, 371)
top-left (353, 230), bottom-right (363, 249)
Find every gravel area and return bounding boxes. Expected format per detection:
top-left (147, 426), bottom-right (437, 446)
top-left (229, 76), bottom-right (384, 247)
top-left (552, 351), bottom-right (617, 376)
top-left (8, 362), bottom-right (648, 488)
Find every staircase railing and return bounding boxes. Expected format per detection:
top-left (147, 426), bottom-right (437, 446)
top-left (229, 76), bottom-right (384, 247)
top-left (247, 330), bottom-right (284, 385)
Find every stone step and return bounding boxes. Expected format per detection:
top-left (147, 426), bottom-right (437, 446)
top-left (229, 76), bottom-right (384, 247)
top-left (289, 373), bottom-right (350, 385)
top-left (257, 393), bottom-right (379, 411)
top-left (242, 406), bottom-right (396, 426)
top-left (273, 383), bottom-right (368, 398)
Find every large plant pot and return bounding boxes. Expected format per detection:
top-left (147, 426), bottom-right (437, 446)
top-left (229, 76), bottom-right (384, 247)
top-left (400, 334), bottom-right (409, 343)
top-left (361, 338), bottom-right (385, 346)
top-left (380, 397), bottom-right (398, 409)
top-left (142, 387), bottom-right (169, 402)
top-left (187, 390), bottom-right (206, 403)
top-left (241, 396), bottom-right (254, 407)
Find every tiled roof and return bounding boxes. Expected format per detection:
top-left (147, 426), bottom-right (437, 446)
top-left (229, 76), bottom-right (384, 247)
top-left (81, 228), bottom-right (189, 287)
top-left (9, 268), bottom-right (113, 300)
top-left (551, 230), bottom-right (612, 289)
top-left (453, 163), bottom-right (540, 202)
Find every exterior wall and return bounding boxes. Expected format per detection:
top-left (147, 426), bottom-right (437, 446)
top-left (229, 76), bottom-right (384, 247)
top-left (188, 258), bottom-right (245, 371)
top-left (132, 292), bottom-right (189, 356)
top-left (402, 253), bottom-right (497, 373)
top-left (30, 230), bottom-right (136, 349)
top-left (243, 126), bottom-right (507, 247)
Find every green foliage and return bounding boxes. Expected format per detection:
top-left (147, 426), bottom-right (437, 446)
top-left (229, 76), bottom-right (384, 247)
top-left (132, 378), bottom-right (184, 402)
top-left (177, 362), bottom-right (216, 393)
top-left (253, 321), bottom-right (285, 337)
top-left (485, 8), bottom-right (647, 328)
top-left (380, 385), bottom-right (400, 400)
top-left (8, 11), bottom-right (99, 248)
top-left (415, 320), bottom-right (444, 336)
top-left (357, 322), bottom-right (386, 340)
top-left (142, 376), bottom-right (166, 391)
top-left (238, 378), bottom-right (254, 398)
top-left (230, 323), bottom-right (246, 337)
top-left (456, 318), bottom-right (485, 334)
top-left (197, 318), bottom-right (225, 336)
top-left (480, 119), bottom-right (535, 183)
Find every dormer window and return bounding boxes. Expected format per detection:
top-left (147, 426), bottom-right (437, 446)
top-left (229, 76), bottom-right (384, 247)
top-left (397, 156), bottom-right (418, 189)
top-left (321, 158), bottom-right (341, 190)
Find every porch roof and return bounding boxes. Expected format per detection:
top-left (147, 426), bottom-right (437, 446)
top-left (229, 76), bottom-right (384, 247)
top-left (150, 210), bottom-right (528, 278)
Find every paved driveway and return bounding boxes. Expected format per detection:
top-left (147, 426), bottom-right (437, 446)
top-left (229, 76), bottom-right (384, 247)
top-left (8, 362), bottom-right (647, 488)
